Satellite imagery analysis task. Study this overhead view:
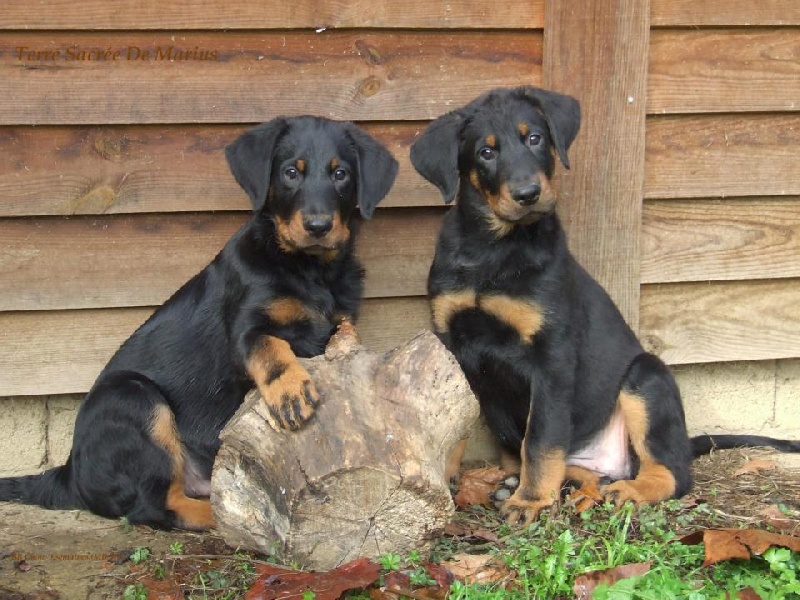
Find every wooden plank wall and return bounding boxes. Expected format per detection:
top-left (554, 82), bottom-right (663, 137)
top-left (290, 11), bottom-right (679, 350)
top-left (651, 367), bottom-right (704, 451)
top-left (542, 0), bottom-right (650, 329)
top-left (640, 3), bottom-right (800, 365)
top-left (0, 2), bottom-right (545, 398)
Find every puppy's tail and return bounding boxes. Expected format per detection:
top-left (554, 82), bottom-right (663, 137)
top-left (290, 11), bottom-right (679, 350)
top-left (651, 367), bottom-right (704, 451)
top-left (691, 434), bottom-right (800, 458)
top-left (0, 462), bottom-right (84, 510)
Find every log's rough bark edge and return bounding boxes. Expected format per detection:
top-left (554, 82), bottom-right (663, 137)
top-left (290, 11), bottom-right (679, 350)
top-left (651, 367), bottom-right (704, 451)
top-left (210, 329), bottom-right (480, 569)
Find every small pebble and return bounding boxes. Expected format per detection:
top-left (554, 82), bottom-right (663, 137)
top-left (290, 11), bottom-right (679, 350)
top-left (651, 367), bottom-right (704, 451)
top-left (493, 487), bottom-right (511, 502)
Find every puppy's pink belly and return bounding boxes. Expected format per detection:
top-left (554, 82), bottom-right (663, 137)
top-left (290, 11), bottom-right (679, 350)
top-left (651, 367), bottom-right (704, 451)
top-left (566, 406), bottom-right (631, 481)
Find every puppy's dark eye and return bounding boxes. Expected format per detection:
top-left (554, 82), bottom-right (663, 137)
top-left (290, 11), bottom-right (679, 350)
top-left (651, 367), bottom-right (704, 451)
top-left (333, 168), bottom-right (348, 181)
top-left (479, 146), bottom-right (496, 160)
top-left (528, 133), bottom-right (542, 146)
top-left (285, 167), bottom-right (299, 180)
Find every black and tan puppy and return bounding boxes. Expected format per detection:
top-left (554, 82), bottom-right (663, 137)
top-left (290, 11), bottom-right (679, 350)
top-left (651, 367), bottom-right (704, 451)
top-left (0, 116), bottom-right (398, 530)
top-left (411, 86), bottom-right (799, 525)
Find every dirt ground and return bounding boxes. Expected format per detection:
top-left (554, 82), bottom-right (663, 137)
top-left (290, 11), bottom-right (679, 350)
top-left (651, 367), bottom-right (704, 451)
top-left (0, 502), bottom-right (224, 599)
top-left (1, 448), bottom-right (798, 599)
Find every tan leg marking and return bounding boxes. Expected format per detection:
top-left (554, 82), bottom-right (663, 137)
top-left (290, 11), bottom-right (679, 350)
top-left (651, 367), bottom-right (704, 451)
top-left (600, 391), bottom-right (676, 505)
top-left (501, 447), bottom-right (566, 526)
top-left (149, 405), bottom-right (215, 530)
top-left (500, 448), bottom-right (522, 474)
top-left (565, 465), bottom-right (601, 487)
top-left (479, 295), bottom-right (545, 343)
top-left (445, 438), bottom-right (469, 484)
top-left (247, 335), bottom-right (319, 430)
top-left (165, 480), bottom-right (214, 530)
top-left (431, 290), bottom-right (477, 333)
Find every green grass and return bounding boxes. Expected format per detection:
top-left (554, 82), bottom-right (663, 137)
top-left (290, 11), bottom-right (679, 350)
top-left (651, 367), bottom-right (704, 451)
top-left (119, 498), bottom-right (798, 599)
top-left (443, 501), bottom-right (800, 600)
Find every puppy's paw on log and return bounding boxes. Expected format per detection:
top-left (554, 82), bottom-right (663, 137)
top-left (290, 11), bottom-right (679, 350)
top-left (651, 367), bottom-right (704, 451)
top-left (260, 363), bottom-right (320, 430)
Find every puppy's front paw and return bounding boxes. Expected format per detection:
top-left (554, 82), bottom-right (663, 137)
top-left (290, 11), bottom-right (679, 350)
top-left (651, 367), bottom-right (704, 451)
top-left (599, 480), bottom-right (648, 506)
top-left (260, 364), bottom-right (320, 430)
top-left (498, 489), bottom-right (554, 526)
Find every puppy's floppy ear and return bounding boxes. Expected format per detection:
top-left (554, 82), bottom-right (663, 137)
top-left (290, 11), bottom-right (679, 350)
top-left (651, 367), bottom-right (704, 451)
top-left (519, 87), bottom-right (580, 169)
top-left (345, 124), bottom-right (399, 220)
top-left (410, 112), bottom-right (463, 204)
top-left (225, 118), bottom-right (288, 211)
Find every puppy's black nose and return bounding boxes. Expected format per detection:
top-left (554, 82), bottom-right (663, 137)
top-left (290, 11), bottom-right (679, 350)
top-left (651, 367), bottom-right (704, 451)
top-left (303, 215), bottom-right (334, 237)
top-left (511, 183), bottom-right (541, 206)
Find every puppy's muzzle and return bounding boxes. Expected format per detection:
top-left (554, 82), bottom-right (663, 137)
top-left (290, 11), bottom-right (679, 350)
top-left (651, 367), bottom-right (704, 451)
top-left (511, 183), bottom-right (541, 207)
top-left (303, 214), bottom-right (334, 238)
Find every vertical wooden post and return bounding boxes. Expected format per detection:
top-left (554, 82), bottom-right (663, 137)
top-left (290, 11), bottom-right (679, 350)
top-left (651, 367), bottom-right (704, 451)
top-left (543, 0), bottom-right (650, 330)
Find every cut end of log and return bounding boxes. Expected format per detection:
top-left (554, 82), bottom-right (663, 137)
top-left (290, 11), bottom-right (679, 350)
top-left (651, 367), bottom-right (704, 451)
top-left (290, 467), bottom-right (454, 568)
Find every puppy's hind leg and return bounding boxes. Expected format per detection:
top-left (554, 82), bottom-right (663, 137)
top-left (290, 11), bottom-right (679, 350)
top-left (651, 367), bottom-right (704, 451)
top-left (72, 371), bottom-right (214, 530)
top-left (600, 354), bottom-right (693, 505)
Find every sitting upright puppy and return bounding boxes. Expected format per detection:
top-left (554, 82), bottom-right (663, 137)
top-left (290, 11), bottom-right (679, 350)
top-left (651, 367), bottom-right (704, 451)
top-left (0, 116), bottom-right (398, 530)
top-left (411, 86), bottom-right (797, 526)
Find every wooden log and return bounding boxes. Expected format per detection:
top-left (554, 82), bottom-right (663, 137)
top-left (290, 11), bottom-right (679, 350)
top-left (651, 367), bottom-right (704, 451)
top-left (210, 324), bottom-right (479, 570)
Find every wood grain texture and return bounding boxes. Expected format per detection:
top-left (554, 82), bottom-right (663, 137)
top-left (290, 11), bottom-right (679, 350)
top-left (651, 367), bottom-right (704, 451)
top-left (0, 297), bottom-right (431, 396)
top-left (640, 279), bottom-right (800, 365)
top-left (648, 28), bottom-right (800, 114)
top-left (651, 0), bottom-right (800, 26)
top-left (544, 0), bottom-right (649, 329)
top-left (0, 0), bottom-right (544, 29)
top-left (1, 31), bottom-right (542, 124)
top-left (645, 114), bottom-right (800, 199)
top-left (0, 123), bottom-right (441, 216)
top-left (0, 209), bottom-right (442, 311)
top-left (642, 198), bottom-right (800, 283)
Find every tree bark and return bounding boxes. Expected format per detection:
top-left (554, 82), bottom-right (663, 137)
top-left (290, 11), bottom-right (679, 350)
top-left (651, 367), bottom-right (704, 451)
top-left (211, 324), bottom-right (479, 570)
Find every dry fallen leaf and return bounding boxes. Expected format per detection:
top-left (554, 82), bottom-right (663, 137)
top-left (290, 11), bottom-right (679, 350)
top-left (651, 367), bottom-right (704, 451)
top-left (442, 520), bottom-right (499, 542)
top-left (573, 562), bottom-right (652, 599)
top-left (733, 458), bottom-right (776, 478)
top-left (679, 528), bottom-right (800, 566)
top-left (680, 495), bottom-right (705, 509)
top-left (736, 587), bottom-right (763, 600)
top-left (566, 480), bottom-right (604, 513)
top-left (442, 553), bottom-right (511, 585)
top-left (760, 504), bottom-right (797, 533)
top-left (453, 466), bottom-right (508, 509)
top-left (425, 562), bottom-right (456, 589)
top-left (380, 570), bottom-right (449, 600)
top-left (245, 557), bottom-right (381, 600)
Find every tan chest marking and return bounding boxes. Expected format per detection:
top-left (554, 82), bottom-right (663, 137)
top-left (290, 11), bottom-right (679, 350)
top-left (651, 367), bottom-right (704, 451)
top-left (479, 295), bottom-right (544, 343)
top-left (431, 291), bottom-right (544, 343)
top-left (431, 290), bottom-right (477, 333)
